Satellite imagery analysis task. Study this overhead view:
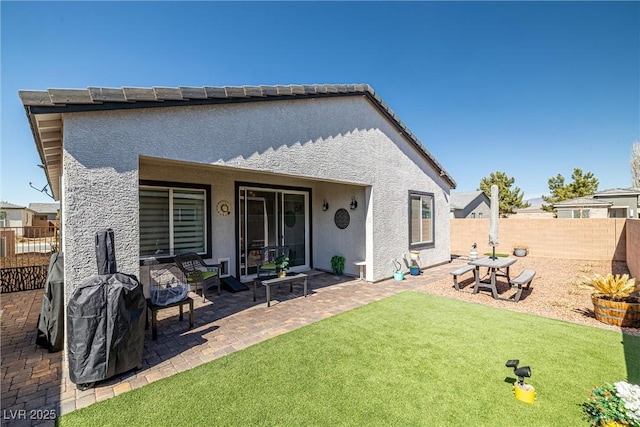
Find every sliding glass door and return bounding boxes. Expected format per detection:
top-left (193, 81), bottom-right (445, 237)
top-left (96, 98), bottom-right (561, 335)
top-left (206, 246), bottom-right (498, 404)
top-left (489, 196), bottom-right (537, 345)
top-left (238, 186), bottom-right (309, 280)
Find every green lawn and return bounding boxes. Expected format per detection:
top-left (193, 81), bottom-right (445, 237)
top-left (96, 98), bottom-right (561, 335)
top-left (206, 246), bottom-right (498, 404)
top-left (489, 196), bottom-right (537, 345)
top-left (59, 292), bottom-right (639, 426)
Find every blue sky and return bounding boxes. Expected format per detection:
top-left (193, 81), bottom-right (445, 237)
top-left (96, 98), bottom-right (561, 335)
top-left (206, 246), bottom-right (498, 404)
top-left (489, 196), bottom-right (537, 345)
top-left (2, 1), bottom-right (638, 207)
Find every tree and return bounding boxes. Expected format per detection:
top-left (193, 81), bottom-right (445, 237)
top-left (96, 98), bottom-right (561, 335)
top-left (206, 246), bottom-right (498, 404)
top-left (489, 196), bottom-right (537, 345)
top-left (541, 168), bottom-right (599, 211)
top-left (478, 171), bottom-right (530, 217)
top-left (631, 140), bottom-right (640, 188)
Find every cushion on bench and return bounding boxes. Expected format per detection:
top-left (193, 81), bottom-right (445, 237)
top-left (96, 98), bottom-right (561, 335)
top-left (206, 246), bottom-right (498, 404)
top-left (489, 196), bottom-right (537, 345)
top-left (186, 270), bottom-right (218, 282)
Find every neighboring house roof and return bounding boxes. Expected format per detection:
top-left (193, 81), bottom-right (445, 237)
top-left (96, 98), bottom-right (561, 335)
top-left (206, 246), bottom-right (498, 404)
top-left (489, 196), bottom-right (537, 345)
top-left (593, 187), bottom-right (640, 197)
top-left (450, 191), bottom-right (488, 211)
top-left (20, 84), bottom-right (457, 199)
top-left (0, 202), bottom-right (27, 209)
top-left (514, 206), bottom-right (545, 213)
top-left (552, 197), bottom-right (612, 208)
top-left (29, 202), bottom-right (60, 214)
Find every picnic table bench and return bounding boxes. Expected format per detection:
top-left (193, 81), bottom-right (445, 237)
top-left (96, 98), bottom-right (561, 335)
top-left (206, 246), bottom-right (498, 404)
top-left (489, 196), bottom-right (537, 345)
top-left (509, 269), bottom-right (536, 302)
top-left (450, 264), bottom-right (475, 291)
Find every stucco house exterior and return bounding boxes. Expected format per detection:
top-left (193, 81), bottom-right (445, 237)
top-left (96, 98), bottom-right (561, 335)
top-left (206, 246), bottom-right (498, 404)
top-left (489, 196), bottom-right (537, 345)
top-left (29, 202), bottom-right (60, 231)
top-left (592, 187), bottom-right (640, 218)
top-left (553, 197), bottom-right (611, 218)
top-left (449, 191), bottom-right (490, 219)
top-left (553, 188), bottom-right (640, 219)
top-left (20, 84), bottom-right (456, 299)
top-left (0, 202), bottom-right (34, 232)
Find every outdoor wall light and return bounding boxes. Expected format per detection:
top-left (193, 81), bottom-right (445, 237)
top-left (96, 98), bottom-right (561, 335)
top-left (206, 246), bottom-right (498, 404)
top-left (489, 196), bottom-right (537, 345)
top-left (350, 196), bottom-right (358, 210)
top-left (322, 199), bottom-right (329, 211)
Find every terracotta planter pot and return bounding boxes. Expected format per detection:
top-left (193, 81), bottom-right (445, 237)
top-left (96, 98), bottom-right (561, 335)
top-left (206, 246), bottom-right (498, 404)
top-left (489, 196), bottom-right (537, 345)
top-left (591, 295), bottom-right (640, 327)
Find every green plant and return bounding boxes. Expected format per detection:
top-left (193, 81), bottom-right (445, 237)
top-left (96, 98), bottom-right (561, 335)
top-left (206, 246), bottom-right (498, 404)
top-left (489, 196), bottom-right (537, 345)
top-left (331, 255), bottom-right (345, 275)
top-left (581, 274), bottom-right (638, 300)
top-left (57, 292), bottom-right (640, 427)
top-left (583, 382), bottom-right (640, 427)
top-left (274, 254), bottom-right (289, 273)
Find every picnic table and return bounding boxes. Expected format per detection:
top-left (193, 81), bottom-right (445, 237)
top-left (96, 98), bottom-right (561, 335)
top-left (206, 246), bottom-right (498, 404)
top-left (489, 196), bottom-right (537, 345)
top-left (468, 256), bottom-right (517, 300)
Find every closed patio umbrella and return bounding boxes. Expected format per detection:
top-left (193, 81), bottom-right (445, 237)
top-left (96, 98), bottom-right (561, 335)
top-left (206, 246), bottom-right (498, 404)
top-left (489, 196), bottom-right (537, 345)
top-left (489, 184), bottom-right (499, 259)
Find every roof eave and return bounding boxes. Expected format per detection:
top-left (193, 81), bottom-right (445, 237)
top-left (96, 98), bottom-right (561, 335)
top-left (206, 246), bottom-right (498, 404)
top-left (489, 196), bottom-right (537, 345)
top-left (20, 84), bottom-right (457, 192)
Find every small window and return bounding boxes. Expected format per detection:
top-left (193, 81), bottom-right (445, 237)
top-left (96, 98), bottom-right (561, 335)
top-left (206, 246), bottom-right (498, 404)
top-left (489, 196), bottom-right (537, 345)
top-left (478, 212), bottom-right (483, 218)
top-left (471, 213), bottom-right (476, 219)
top-left (409, 191), bottom-right (434, 249)
top-left (572, 209), bottom-right (590, 218)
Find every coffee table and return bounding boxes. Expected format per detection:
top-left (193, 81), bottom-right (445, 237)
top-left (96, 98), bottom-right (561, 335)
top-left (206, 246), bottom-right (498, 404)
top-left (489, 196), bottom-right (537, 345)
top-left (253, 273), bottom-right (308, 307)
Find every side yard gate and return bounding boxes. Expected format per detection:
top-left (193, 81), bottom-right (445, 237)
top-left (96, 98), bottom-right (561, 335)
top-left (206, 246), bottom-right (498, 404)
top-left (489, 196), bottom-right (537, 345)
top-left (0, 226), bottom-right (59, 293)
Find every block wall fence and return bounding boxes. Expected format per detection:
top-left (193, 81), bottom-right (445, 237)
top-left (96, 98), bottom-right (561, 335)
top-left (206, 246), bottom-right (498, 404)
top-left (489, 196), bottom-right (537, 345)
top-left (626, 219), bottom-right (639, 279)
top-left (450, 218), bottom-right (639, 278)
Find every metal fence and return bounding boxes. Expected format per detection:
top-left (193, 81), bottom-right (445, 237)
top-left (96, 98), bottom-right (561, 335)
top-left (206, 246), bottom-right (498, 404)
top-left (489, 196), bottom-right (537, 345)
top-left (0, 226), bottom-right (60, 293)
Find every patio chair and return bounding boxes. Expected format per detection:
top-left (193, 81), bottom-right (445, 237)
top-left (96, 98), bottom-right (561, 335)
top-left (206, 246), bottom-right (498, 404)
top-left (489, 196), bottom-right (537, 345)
top-left (174, 253), bottom-right (220, 301)
top-left (256, 246), bottom-right (290, 279)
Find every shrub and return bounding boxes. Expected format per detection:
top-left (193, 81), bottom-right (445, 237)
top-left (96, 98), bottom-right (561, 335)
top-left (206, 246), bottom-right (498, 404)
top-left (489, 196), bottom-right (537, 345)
top-left (581, 274), bottom-right (638, 300)
top-left (331, 255), bottom-right (345, 275)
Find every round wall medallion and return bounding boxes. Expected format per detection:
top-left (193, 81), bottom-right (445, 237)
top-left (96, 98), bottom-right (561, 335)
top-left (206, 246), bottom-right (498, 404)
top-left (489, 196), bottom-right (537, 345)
top-left (216, 200), bottom-right (231, 216)
top-left (334, 208), bottom-right (350, 229)
top-left (285, 210), bottom-right (296, 228)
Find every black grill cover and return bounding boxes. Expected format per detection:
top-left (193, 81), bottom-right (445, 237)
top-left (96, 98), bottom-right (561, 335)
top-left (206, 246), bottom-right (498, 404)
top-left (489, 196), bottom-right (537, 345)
top-left (67, 273), bottom-right (146, 386)
top-left (95, 228), bottom-right (117, 275)
top-left (36, 252), bottom-right (64, 352)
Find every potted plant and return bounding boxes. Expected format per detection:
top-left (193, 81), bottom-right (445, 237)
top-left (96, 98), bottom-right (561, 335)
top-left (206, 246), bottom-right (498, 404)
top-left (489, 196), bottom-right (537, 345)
top-left (409, 264), bottom-right (420, 276)
top-left (392, 259), bottom-right (404, 281)
top-left (274, 254), bottom-right (289, 278)
top-left (582, 273), bottom-right (640, 327)
top-left (513, 244), bottom-right (528, 257)
top-left (331, 255), bottom-right (345, 276)
top-left (583, 381), bottom-right (640, 426)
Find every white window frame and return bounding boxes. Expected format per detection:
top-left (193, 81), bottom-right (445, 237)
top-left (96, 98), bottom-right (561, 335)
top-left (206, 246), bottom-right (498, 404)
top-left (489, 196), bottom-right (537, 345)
top-left (572, 209), bottom-right (590, 218)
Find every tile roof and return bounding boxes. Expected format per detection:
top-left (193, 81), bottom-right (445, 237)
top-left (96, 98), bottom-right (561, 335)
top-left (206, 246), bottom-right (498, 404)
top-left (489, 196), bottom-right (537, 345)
top-left (594, 187), bottom-right (640, 196)
top-left (0, 202), bottom-right (26, 209)
top-left (20, 84), bottom-right (456, 200)
top-left (28, 202), bottom-right (60, 214)
top-left (450, 191), bottom-right (487, 210)
top-left (552, 196), bottom-right (612, 207)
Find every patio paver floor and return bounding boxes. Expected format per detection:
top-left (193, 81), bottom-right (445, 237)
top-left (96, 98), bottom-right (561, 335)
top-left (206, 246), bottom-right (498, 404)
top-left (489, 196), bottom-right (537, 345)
top-left (0, 261), bottom-right (460, 426)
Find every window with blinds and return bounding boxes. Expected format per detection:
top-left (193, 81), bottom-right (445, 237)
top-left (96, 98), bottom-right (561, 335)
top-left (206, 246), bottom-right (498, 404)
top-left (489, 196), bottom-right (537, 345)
top-left (139, 186), bottom-right (206, 258)
top-left (409, 191), bottom-right (434, 249)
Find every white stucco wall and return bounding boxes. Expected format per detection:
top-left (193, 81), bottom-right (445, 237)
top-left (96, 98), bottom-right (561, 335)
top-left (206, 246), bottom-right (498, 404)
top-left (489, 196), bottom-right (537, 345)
top-left (61, 96), bottom-right (452, 294)
top-left (139, 163), bottom-right (368, 279)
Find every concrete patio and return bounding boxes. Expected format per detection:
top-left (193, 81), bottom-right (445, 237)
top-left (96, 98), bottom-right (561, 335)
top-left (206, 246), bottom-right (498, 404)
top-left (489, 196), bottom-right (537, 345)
top-left (1, 261), bottom-right (462, 426)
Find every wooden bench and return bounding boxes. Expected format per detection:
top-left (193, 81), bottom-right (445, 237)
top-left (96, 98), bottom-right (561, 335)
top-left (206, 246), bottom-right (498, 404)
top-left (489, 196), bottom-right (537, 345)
top-left (450, 264), bottom-right (475, 291)
top-left (146, 297), bottom-right (194, 340)
top-left (509, 270), bottom-right (536, 302)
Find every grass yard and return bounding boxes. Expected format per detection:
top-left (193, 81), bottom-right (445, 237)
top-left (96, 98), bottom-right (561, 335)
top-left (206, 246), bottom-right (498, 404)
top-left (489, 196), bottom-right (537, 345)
top-left (59, 292), bottom-right (639, 426)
